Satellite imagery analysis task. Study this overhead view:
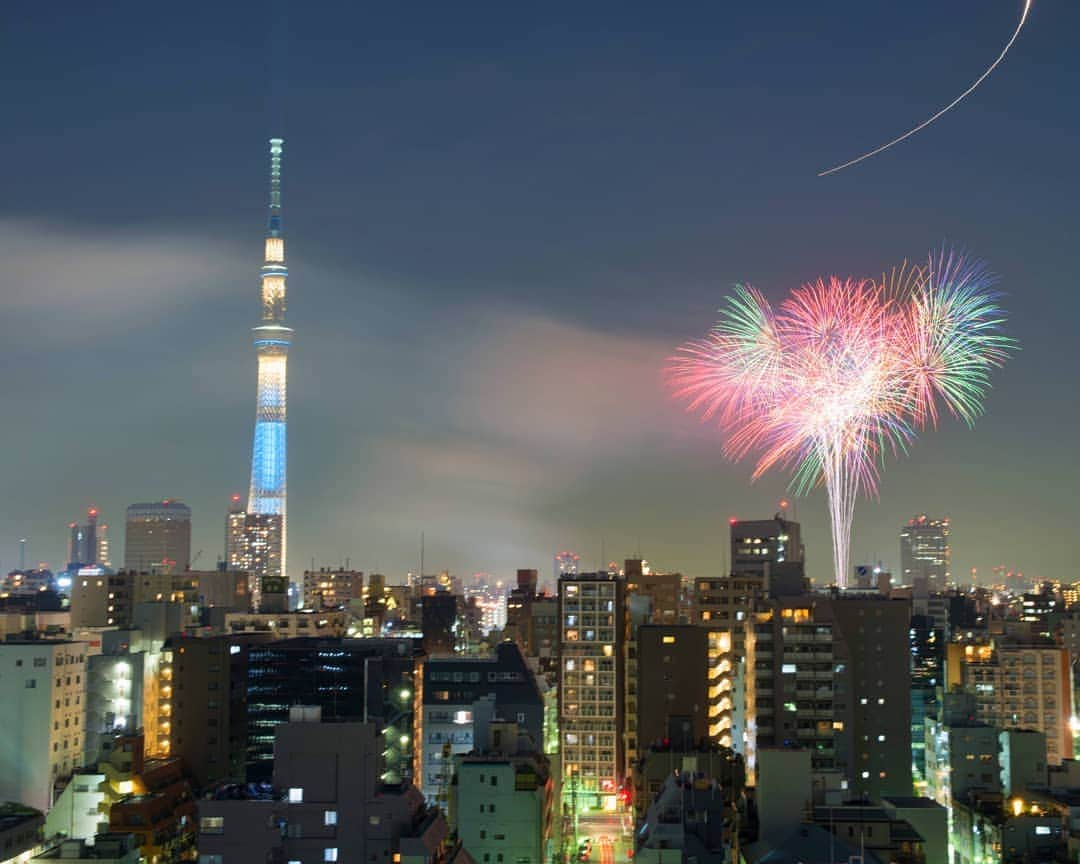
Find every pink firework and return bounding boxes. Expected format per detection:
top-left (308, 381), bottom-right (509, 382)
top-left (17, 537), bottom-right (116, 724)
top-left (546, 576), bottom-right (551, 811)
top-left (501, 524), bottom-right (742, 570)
top-left (668, 249), bottom-right (1013, 587)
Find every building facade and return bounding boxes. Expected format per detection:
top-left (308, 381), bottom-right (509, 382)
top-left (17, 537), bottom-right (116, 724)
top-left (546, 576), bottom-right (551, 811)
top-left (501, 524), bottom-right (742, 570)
top-left (557, 570), bottom-right (627, 807)
top-left (0, 640), bottom-right (88, 813)
top-left (422, 642), bottom-right (544, 805)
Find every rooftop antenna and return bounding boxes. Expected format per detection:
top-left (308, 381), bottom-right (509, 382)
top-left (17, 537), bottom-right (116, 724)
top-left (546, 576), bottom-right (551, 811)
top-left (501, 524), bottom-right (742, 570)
top-left (19, 539), bottom-right (26, 571)
top-left (420, 532), bottom-right (425, 580)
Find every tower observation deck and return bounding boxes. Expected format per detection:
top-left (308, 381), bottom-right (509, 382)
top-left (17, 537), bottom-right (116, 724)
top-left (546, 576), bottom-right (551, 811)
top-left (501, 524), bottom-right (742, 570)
top-left (246, 138), bottom-right (291, 595)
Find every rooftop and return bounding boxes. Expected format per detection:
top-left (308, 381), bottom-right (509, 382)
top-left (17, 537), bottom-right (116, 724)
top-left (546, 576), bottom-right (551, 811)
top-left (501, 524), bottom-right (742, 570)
top-left (0, 802), bottom-right (43, 833)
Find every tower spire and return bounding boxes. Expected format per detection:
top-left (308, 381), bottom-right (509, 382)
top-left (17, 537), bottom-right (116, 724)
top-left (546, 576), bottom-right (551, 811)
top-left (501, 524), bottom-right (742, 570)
top-left (268, 137), bottom-right (283, 237)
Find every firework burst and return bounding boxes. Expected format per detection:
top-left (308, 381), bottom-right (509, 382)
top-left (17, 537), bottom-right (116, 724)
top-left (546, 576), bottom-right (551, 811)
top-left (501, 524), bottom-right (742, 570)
top-left (668, 247), bottom-right (1014, 587)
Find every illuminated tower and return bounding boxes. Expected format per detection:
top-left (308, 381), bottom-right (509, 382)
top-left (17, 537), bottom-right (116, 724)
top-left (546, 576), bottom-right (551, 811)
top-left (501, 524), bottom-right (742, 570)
top-left (246, 138), bottom-right (292, 594)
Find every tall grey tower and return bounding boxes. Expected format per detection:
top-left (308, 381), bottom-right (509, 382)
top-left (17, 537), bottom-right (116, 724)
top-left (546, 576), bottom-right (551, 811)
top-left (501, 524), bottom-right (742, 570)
top-left (244, 138), bottom-right (292, 606)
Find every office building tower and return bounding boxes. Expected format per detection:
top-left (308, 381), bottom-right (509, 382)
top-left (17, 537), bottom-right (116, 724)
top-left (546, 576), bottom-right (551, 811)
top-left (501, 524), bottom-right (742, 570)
top-left (558, 569), bottom-right (627, 807)
top-left (160, 635), bottom-right (248, 789)
top-left (744, 598), bottom-right (836, 784)
top-left (67, 507), bottom-right (102, 567)
top-left (945, 639), bottom-right (1072, 764)
top-left (900, 514), bottom-right (951, 589)
top-left (245, 637), bottom-right (421, 783)
top-left (822, 595), bottom-right (914, 799)
top-left (302, 568), bottom-right (364, 610)
top-left (225, 494), bottom-right (245, 569)
top-left (730, 515), bottom-right (803, 577)
top-left (0, 640), bottom-right (88, 812)
top-left (245, 138), bottom-right (292, 589)
top-left (636, 625), bottom-right (709, 750)
top-left (123, 501), bottom-right (192, 573)
top-left (234, 513), bottom-right (286, 612)
top-left (421, 642), bottom-right (544, 806)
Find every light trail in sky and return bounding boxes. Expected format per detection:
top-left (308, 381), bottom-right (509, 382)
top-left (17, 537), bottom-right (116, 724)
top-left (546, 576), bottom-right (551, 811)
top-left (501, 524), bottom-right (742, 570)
top-left (819, 0), bottom-right (1033, 177)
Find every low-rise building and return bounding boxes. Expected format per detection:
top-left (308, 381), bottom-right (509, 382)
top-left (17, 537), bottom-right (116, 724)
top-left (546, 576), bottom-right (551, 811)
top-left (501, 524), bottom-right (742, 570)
top-left (31, 834), bottom-right (140, 864)
top-left (198, 708), bottom-right (472, 864)
top-left (450, 724), bottom-right (553, 864)
top-left (0, 803), bottom-right (44, 864)
top-left (634, 771), bottom-right (729, 864)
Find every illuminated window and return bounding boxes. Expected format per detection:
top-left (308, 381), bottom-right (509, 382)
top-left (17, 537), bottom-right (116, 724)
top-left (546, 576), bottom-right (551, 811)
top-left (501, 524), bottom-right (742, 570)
top-left (324, 849), bottom-right (339, 862)
top-left (288, 788), bottom-right (303, 803)
top-left (662, 636), bottom-right (676, 645)
top-left (324, 810), bottom-right (337, 826)
top-left (781, 664), bottom-right (797, 674)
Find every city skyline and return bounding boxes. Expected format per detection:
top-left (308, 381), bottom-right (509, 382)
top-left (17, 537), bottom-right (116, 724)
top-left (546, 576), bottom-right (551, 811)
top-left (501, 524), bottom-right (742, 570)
top-left (2, 0), bottom-right (1077, 584)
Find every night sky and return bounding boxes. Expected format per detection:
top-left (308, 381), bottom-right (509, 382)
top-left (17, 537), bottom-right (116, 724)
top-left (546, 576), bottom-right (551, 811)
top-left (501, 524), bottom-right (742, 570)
top-left (3, 0), bottom-right (1077, 585)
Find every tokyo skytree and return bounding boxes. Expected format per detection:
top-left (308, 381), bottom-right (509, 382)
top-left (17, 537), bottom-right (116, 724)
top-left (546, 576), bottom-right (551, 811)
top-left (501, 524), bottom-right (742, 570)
top-left (245, 138), bottom-right (292, 596)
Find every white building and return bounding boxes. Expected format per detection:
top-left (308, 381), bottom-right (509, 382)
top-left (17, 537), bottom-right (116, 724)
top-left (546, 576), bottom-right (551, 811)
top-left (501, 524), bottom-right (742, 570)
top-left (0, 641), bottom-right (88, 813)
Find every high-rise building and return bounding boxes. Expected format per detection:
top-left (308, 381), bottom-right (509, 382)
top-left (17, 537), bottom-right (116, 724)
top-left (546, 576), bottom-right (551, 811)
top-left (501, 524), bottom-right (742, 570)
top-left (635, 625), bottom-right (708, 750)
top-left (557, 569), bottom-right (627, 807)
top-left (822, 595), bottom-right (914, 800)
top-left (123, 501), bottom-right (192, 573)
top-left (900, 514), bottom-right (951, 589)
top-left (67, 507), bottom-right (102, 567)
top-left (730, 515), bottom-right (803, 577)
top-left (245, 138), bottom-right (292, 592)
top-left (244, 637), bottom-right (421, 783)
top-left (225, 494), bottom-right (246, 569)
top-left (946, 639), bottom-right (1072, 764)
top-left (233, 513), bottom-right (286, 612)
top-left (161, 635), bottom-right (248, 789)
top-left (96, 522), bottom-right (111, 569)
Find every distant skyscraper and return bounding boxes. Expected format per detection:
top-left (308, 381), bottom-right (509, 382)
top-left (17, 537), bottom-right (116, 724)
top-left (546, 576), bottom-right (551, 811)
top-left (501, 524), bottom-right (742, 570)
top-left (67, 507), bottom-right (102, 567)
top-left (96, 521), bottom-right (111, 569)
top-left (124, 501), bottom-right (192, 573)
top-left (233, 513), bottom-right (286, 612)
top-left (730, 514), bottom-right (804, 577)
top-left (900, 515), bottom-right (951, 589)
top-left (245, 137), bottom-right (292, 591)
top-left (225, 494), bottom-right (245, 568)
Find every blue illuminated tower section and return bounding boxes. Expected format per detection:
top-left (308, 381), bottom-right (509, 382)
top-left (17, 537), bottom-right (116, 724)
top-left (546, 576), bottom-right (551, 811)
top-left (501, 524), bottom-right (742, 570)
top-left (247, 137), bottom-right (292, 588)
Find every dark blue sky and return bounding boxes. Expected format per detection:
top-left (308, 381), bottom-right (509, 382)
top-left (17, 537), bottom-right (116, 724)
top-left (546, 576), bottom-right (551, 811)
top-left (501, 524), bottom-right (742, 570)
top-left (3, 0), bottom-right (1076, 584)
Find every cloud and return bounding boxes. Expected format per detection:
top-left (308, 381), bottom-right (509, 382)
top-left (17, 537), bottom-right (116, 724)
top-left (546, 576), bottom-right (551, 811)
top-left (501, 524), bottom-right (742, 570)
top-left (1, 219), bottom-right (249, 342)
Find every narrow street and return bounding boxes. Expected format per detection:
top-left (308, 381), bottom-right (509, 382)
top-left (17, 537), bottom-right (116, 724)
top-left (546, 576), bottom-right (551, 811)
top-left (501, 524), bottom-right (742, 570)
top-left (574, 810), bottom-right (633, 864)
